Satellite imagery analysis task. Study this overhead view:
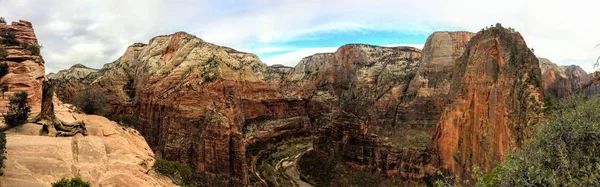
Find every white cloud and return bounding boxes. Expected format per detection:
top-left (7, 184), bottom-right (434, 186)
top-left (0, 0), bottom-right (599, 73)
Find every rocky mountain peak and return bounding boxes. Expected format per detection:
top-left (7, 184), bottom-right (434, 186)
top-left (433, 25), bottom-right (544, 180)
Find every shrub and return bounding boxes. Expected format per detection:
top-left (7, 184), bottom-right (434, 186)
top-left (72, 88), bottom-right (108, 115)
top-left (0, 45), bottom-right (6, 59)
top-left (0, 17), bottom-right (5, 24)
top-left (51, 177), bottom-right (91, 187)
top-left (0, 30), bottom-right (19, 46)
top-left (22, 42), bottom-right (41, 56)
top-left (0, 62), bottom-right (8, 78)
top-left (479, 96), bottom-right (600, 186)
top-left (298, 150), bottom-right (337, 186)
top-left (153, 158), bottom-right (193, 185)
top-left (3, 92), bottom-right (31, 127)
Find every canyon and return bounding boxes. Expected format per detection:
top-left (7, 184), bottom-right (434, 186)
top-left (2, 18), bottom-right (590, 186)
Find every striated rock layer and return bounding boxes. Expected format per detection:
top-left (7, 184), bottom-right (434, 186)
top-left (48, 64), bottom-right (99, 104)
top-left (433, 26), bottom-right (544, 180)
top-left (0, 20), bottom-right (45, 118)
top-left (50, 32), bottom-right (325, 186)
top-left (301, 33), bottom-right (473, 181)
top-left (403, 31), bottom-right (475, 128)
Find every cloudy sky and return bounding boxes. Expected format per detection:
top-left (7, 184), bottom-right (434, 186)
top-left (1, 0), bottom-right (599, 73)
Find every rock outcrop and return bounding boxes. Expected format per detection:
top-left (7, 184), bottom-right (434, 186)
top-left (403, 31), bottom-right (474, 128)
top-left (433, 25), bottom-right (544, 180)
top-left (284, 44), bottom-right (422, 127)
top-left (0, 99), bottom-right (175, 187)
top-left (539, 58), bottom-right (572, 98)
top-left (561, 65), bottom-right (590, 89)
top-left (0, 20), bottom-right (45, 118)
top-left (48, 64), bottom-right (99, 104)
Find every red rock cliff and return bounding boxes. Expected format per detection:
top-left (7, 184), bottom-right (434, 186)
top-left (50, 32), bottom-right (325, 186)
top-left (0, 20), bottom-right (44, 119)
top-left (432, 25), bottom-right (544, 180)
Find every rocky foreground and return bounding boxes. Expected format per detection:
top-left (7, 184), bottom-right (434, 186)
top-left (0, 99), bottom-right (175, 187)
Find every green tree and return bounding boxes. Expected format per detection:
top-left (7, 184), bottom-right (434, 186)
top-left (480, 96), bottom-right (600, 186)
top-left (51, 177), bottom-right (90, 187)
top-left (153, 158), bottom-right (193, 185)
top-left (72, 88), bottom-right (108, 115)
top-left (0, 17), bottom-right (5, 24)
top-left (0, 30), bottom-right (19, 46)
top-left (3, 91), bottom-right (31, 127)
top-left (0, 62), bottom-right (9, 78)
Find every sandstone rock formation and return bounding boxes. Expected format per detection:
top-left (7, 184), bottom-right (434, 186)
top-left (539, 58), bottom-right (572, 98)
top-left (284, 44), bottom-right (422, 128)
top-left (286, 44), bottom-right (437, 180)
top-left (49, 26), bottom-right (552, 185)
top-left (47, 64), bottom-right (98, 80)
top-left (403, 31), bottom-right (474, 128)
top-left (433, 25), bottom-right (544, 180)
top-left (0, 99), bottom-right (175, 187)
top-left (561, 65), bottom-right (590, 89)
top-left (299, 33), bottom-right (474, 181)
top-left (0, 20), bottom-right (44, 118)
top-left (48, 64), bottom-right (99, 104)
top-left (50, 32), bottom-right (325, 186)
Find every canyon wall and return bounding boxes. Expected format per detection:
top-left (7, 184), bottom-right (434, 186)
top-left (50, 32), bottom-right (324, 185)
top-left (433, 25), bottom-right (544, 180)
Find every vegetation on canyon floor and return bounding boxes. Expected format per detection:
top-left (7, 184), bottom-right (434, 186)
top-left (51, 177), bottom-right (90, 187)
top-left (298, 150), bottom-right (416, 186)
top-left (152, 158), bottom-right (193, 186)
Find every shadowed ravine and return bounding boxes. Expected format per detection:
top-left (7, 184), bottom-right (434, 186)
top-left (256, 140), bottom-right (314, 187)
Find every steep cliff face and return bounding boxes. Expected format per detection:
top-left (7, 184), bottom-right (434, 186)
top-left (539, 58), bottom-right (572, 98)
top-left (287, 44), bottom-right (438, 180)
top-left (285, 44), bottom-right (422, 126)
top-left (561, 65), bottom-right (590, 89)
top-left (403, 31), bottom-right (474, 128)
top-left (433, 26), bottom-right (544, 179)
top-left (51, 32), bottom-right (325, 185)
top-left (0, 20), bottom-right (45, 118)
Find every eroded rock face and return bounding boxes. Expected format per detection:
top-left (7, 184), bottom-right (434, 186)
top-left (561, 65), bottom-right (590, 89)
top-left (403, 31), bottom-right (474, 128)
top-left (0, 100), bottom-right (175, 187)
top-left (539, 58), bottom-right (573, 98)
top-left (0, 20), bottom-right (45, 118)
top-left (433, 26), bottom-right (544, 180)
top-left (285, 44), bottom-right (422, 125)
top-left (49, 64), bottom-right (99, 104)
top-left (288, 44), bottom-right (439, 179)
top-left (51, 32), bottom-right (325, 185)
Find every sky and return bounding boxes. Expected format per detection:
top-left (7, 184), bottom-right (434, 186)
top-left (1, 0), bottom-right (599, 73)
